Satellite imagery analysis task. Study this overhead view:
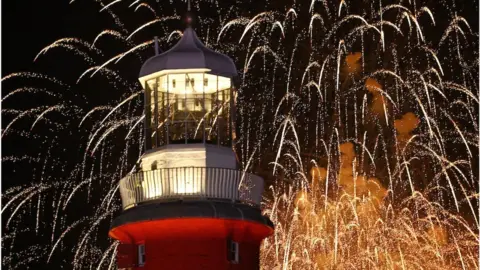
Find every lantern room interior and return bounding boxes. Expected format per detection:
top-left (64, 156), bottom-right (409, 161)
top-left (141, 70), bottom-right (233, 149)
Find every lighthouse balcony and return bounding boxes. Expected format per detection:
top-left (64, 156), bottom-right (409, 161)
top-left (118, 167), bottom-right (264, 210)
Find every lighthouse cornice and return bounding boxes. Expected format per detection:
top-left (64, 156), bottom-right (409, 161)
top-left (111, 200), bottom-right (274, 231)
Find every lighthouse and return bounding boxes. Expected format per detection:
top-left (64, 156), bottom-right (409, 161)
top-left (108, 8), bottom-right (273, 270)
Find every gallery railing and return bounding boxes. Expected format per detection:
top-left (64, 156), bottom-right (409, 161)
top-left (118, 167), bottom-right (264, 209)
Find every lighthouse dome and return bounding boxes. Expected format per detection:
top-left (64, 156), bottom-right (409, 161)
top-left (139, 27), bottom-right (237, 78)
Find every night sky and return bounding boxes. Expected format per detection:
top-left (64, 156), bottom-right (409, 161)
top-left (4, 1), bottom-right (78, 75)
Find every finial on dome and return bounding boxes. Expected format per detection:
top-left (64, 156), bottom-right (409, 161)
top-left (185, 0), bottom-right (194, 27)
top-left (139, 0), bottom-right (237, 79)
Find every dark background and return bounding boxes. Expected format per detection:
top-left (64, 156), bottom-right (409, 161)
top-left (3, 1), bottom-right (85, 75)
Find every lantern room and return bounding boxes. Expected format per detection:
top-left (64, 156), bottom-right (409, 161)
top-left (139, 27), bottom-right (238, 150)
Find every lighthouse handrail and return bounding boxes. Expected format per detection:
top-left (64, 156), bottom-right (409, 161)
top-left (118, 167), bottom-right (264, 210)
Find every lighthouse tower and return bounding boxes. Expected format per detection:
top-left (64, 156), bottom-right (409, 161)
top-left (108, 8), bottom-right (273, 270)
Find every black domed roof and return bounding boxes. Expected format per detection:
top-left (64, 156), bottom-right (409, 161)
top-left (139, 27), bottom-right (237, 78)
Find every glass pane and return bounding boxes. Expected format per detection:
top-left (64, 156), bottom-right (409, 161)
top-left (218, 76), bottom-right (231, 92)
top-left (217, 88), bottom-right (231, 147)
top-left (144, 82), bottom-right (152, 150)
top-left (204, 73), bottom-right (218, 94)
top-left (185, 73), bottom-right (204, 143)
top-left (205, 75), bottom-right (218, 144)
top-left (155, 76), bottom-right (167, 146)
top-left (146, 79), bottom-right (157, 148)
top-left (169, 81), bottom-right (186, 144)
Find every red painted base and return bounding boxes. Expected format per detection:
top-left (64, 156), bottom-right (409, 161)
top-left (109, 218), bottom-right (273, 269)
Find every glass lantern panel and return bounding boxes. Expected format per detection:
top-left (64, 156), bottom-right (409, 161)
top-left (145, 78), bottom-right (157, 148)
top-left (184, 72), bottom-right (205, 143)
top-left (144, 71), bottom-right (234, 150)
top-left (166, 73), bottom-right (186, 143)
top-left (217, 76), bottom-right (232, 147)
top-left (155, 75), bottom-right (168, 146)
top-left (204, 74), bottom-right (218, 144)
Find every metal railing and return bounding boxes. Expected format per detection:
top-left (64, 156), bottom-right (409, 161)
top-left (118, 167), bottom-right (264, 210)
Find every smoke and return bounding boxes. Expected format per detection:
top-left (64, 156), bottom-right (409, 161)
top-left (365, 78), bottom-right (382, 94)
top-left (394, 112), bottom-right (420, 135)
top-left (394, 112), bottom-right (420, 150)
top-left (343, 52), bottom-right (362, 74)
top-left (309, 142), bottom-right (389, 201)
top-left (365, 78), bottom-right (390, 118)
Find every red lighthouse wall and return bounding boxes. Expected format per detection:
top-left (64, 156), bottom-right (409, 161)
top-left (110, 217), bottom-right (272, 270)
top-left (124, 238), bottom-right (260, 270)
